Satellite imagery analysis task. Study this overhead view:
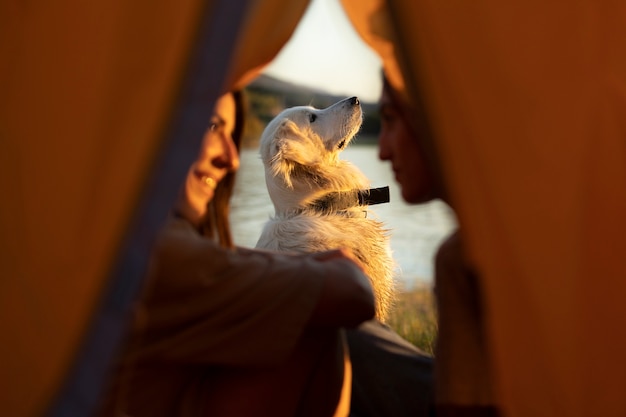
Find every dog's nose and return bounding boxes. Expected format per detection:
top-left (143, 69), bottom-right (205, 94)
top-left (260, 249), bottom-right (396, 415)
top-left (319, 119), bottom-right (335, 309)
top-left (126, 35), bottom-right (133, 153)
top-left (349, 96), bottom-right (359, 106)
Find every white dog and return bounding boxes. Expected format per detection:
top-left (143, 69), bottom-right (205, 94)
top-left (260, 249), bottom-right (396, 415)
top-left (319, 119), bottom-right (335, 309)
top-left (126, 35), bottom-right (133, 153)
top-left (255, 97), bottom-right (396, 321)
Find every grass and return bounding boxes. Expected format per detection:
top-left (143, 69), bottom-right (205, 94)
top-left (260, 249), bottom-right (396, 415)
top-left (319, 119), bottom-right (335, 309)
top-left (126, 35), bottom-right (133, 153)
top-left (386, 285), bottom-right (438, 356)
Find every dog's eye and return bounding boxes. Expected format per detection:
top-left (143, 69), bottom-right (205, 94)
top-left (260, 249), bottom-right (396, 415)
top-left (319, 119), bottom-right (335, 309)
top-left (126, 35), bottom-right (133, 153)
top-left (309, 113), bottom-right (317, 123)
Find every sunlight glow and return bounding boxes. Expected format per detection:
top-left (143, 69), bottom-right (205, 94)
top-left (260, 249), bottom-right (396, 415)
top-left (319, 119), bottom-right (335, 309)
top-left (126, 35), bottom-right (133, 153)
top-left (263, 0), bottom-right (383, 103)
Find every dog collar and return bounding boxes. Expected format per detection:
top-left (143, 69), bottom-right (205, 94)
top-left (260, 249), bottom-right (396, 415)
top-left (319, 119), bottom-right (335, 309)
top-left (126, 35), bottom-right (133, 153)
top-left (307, 186), bottom-right (390, 214)
top-left (357, 186), bottom-right (391, 206)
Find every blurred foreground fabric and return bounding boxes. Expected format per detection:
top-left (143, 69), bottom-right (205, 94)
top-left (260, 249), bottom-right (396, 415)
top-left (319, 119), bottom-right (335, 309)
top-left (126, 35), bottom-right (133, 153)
top-left (1, 0), bottom-right (625, 415)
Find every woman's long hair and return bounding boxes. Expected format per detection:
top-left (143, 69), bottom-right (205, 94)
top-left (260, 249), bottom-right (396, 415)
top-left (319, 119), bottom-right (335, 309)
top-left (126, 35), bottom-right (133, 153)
top-left (201, 90), bottom-right (246, 248)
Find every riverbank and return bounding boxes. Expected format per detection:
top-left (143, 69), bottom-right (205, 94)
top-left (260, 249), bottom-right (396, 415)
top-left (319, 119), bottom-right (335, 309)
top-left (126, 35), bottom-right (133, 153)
top-left (386, 285), bottom-right (438, 356)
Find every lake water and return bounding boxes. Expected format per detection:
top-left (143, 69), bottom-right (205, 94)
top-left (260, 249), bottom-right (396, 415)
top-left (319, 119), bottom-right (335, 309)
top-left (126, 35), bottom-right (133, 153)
top-left (230, 144), bottom-right (457, 288)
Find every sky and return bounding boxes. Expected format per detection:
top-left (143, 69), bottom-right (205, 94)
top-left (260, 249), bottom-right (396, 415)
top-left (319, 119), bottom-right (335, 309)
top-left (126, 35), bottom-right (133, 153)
top-left (262, 0), bottom-right (383, 103)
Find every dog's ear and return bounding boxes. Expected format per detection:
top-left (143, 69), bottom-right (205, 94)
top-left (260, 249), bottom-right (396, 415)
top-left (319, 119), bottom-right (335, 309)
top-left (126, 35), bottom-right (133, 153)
top-left (274, 120), bottom-right (323, 165)
top-left (270, 119), bottom-right (324, 188)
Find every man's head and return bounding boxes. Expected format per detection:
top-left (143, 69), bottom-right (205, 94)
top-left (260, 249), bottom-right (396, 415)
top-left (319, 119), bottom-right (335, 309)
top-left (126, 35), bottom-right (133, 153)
top-left (378, 76), bottom-right (446, 204)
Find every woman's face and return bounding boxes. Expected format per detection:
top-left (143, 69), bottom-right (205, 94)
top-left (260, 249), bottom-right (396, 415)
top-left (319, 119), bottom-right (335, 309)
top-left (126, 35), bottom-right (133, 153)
top-left (179, 94), bottom-right (240, 223)
top-left (378, 86), bottom-right (437, 204)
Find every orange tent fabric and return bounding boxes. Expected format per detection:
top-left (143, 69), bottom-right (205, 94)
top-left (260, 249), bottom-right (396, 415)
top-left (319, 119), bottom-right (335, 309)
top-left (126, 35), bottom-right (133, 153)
top-left (0, 0), bottom-right (308, 415)
top-left (343, 0), bottom-right (626, 416)
top-left (3, 0), bottom-right (626, 415)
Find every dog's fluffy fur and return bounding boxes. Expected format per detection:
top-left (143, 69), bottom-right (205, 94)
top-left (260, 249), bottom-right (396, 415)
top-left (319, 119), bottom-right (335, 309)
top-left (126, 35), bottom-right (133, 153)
top-left (255, 97), bottom-right (396, 320)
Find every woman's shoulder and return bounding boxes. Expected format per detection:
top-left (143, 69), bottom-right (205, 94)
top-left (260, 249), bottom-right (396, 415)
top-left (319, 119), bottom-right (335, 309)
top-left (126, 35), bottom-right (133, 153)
top-left (150, 215), bottom-right (223, 264)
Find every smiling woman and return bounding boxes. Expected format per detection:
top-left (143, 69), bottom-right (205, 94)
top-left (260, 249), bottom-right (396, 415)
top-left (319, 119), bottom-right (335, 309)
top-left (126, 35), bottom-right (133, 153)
top-left (96, 90), bottom-right (379, 417)
top-left (173, 93), bottom-right (240, 230)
